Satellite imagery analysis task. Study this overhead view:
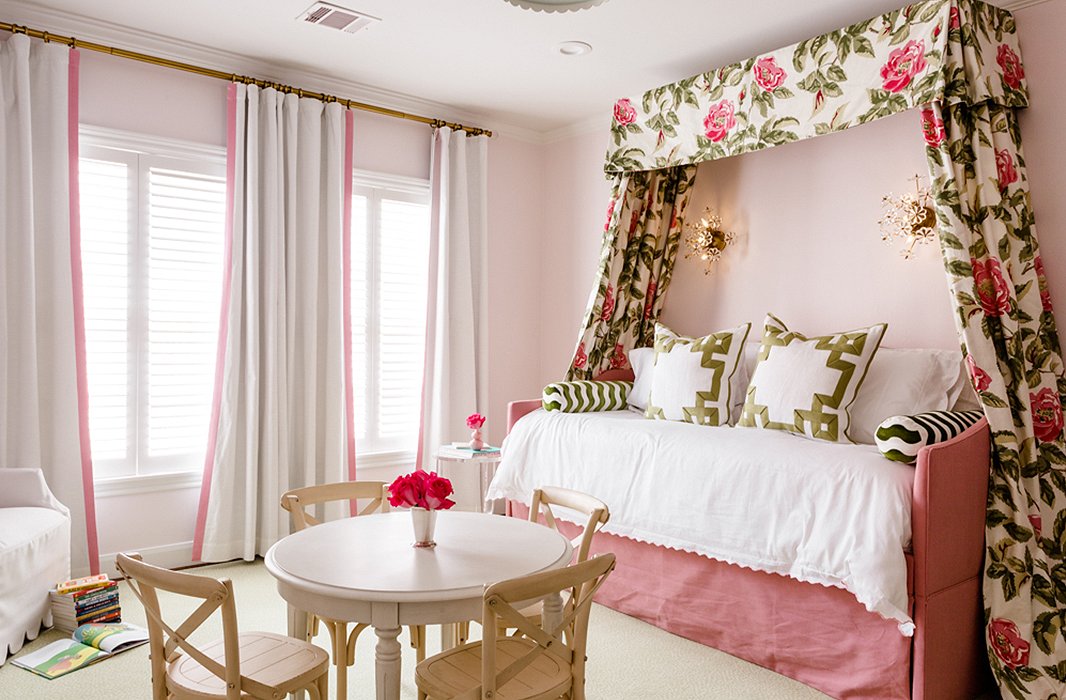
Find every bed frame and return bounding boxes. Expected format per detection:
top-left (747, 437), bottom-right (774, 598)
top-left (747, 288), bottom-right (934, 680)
top-left (505, 396), bottom-right (993, 700)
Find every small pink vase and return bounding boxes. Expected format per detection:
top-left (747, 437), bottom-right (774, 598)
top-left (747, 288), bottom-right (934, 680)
top-left (469, 428), bottom-right (485, 450)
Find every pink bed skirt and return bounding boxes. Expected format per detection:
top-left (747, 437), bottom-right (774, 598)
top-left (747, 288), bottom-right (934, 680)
top-left (512, 502), bottom-right (912, 699)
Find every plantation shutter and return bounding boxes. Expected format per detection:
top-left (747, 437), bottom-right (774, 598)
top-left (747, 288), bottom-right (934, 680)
top-left (349, 178), bottom-right (430, 454)
top-left (80, 153), bottom-right (134, 465)
top-left (378, 196), bottom-right (430, 439)
top-left (79, 138), bottom-right (225, 478)
top-left (144, 162), bottom-right (226, 464)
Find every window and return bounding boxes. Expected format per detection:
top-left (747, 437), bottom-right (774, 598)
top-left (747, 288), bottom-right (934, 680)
top-left (350, 172), bottom-right (431, 457)
top-left (80, 128), bottom-right (226, 480)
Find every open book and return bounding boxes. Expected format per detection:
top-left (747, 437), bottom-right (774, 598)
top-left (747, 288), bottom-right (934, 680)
top-left (12, 622), bottom-right (149, 679)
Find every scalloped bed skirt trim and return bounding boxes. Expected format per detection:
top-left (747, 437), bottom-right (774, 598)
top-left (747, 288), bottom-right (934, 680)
top-left (511, 502), bottom-right (912, 700)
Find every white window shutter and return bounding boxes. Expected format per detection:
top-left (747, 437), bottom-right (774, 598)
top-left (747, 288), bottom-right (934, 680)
top-left (80, 156), bottom-right (134, 464)
top-left (80, 134), bottom-right (225, 479)
top-left (144, 166), bottom-right (226, 463)
top-left (349, 176), bottom-right (430, 455)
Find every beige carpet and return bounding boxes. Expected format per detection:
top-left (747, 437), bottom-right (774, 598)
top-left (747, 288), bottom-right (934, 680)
top-left (0, 560), bottom-right (830, 699)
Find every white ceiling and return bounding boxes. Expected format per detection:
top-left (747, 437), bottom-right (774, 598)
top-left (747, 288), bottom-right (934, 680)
top-left (4, 0), bottom-right (1023, 138)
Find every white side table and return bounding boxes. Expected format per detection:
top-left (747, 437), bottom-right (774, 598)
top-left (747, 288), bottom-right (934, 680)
top-left (435, 445), bottom-right (502, 513)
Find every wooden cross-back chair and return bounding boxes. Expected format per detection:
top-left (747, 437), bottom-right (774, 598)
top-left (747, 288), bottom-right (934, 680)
top-left (415, 553), bottom-right (616, 700)
top-left (280, 480), bottom-right (426, 699)
top-left (115, 552), bottom-right (329, 700)
top-left (280, 480), bottom-right (390, 530)
top-left (458, 486), bottom-right (610, 644)
top-left (528, 486), bottom-right (610, 564)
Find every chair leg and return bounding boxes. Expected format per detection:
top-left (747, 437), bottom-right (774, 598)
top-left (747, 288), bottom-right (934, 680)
top-left (327, 619), bottom-right (349, 700)
top-left (314, 670), bottom-right (329, 700)
top-left (409, 624), bottom-right (426, 663)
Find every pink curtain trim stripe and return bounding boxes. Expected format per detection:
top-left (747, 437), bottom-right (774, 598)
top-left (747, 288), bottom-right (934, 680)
top-left (342, 109), bottom-right (357, 514)
top-left (192, 84), bottom-right (238, 562)
top-left (67, 49), bottom-right (100, 576)
top-left (415, 129), bottom-right (444, 469)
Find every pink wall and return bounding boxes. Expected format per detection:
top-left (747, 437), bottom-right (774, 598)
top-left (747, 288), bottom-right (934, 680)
top-left (539, 0), bottom-right (1066, 378)
top-left (1015, 0), bottom-right (1066, 322)
top-left (539, 130), bottom-right (614, 376)
top-left (665, 109), bottom-right (957, 349)
top-left (485, 137), bottom-right (546, 444)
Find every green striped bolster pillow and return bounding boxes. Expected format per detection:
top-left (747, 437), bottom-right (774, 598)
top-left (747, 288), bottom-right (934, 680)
top-left (875, 410), bottom-right (984, 464)
top-left (542, 381), bottom-right (632, 413)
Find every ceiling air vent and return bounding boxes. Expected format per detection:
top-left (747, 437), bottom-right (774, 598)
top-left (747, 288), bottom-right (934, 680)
top-left (298, 2), bottom-right (380, 34)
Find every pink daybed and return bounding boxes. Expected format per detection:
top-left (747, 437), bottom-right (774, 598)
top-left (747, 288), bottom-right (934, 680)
top-left (504, 394), bottom-right (993, 700)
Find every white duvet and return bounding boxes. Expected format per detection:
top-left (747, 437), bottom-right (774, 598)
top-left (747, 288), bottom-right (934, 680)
top-left (486, 409), bottom-right (916, 635)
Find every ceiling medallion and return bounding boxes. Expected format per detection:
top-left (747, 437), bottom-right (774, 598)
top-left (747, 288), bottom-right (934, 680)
top-left (503, 0), bottom-right (609, 12)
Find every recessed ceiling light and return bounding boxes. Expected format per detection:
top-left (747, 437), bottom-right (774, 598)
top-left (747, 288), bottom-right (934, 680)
top-left (504, 0), bottom-right (608, 12)
top-left (557, 41), bottom-right (593, 56)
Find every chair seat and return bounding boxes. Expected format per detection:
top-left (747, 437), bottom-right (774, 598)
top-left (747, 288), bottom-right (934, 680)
top-left (168, 631), bottom-right (328, 698)
top-left (416, 637), bottom-right (572, 700)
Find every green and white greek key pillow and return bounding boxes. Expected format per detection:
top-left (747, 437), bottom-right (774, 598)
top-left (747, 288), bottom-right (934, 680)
top-left (542, 380), bottom-right (632, 413)
top-left (738, 314), bottom-right (887, 443)
top-left (645, 322), bottom-right (751, 426)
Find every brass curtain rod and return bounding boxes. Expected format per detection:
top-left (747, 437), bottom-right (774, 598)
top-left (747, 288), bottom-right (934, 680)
top-left (0, 21), bottom-right (493, 137)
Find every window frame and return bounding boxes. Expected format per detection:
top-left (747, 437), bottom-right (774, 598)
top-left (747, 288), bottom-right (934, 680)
top-left (80, 126), bottom-right (226, 493)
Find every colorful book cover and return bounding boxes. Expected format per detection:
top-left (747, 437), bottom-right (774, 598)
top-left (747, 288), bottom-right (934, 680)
top-left (11, 623), bottom-right (148, 680)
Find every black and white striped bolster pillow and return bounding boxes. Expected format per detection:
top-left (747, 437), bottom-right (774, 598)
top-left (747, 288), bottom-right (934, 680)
top-left (875, 410), bottom-right (984, 464)
top-left (542, 380), bottom-right (632, 413)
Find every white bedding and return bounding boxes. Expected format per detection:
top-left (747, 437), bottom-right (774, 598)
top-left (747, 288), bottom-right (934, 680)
top-left (486, 409), bottom-right (916, 635)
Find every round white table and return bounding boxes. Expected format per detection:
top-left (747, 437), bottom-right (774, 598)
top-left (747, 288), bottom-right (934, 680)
top-left (265, 510), bottom-right (572, 700)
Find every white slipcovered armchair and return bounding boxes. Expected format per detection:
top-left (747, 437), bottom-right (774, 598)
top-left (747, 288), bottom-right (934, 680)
top-left (0, 468), bottom-right (71, 665)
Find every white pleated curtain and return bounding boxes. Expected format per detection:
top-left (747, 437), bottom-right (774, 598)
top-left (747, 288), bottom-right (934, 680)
top-left (417, 128), bottom-right (489, 465)
top-left (0, 34), bottom-right (98, 575)
top-left (193, 84), bottom-right (352, 562)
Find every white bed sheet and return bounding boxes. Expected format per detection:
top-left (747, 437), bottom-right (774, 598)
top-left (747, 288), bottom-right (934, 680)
top-left (486, 409), bottom-right (916, 634)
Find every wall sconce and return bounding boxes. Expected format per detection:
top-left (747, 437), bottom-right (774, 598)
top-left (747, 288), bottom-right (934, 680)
top-left (879, 175), bottom-right (937, 259)
top-left (685, 208), bottom-right (735, 274)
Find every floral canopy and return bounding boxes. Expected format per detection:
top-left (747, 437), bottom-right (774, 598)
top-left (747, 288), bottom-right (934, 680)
top-left (603, 0), bottom-right (1024, 173)
top-left (569, 1), bottom-right (1066, 697)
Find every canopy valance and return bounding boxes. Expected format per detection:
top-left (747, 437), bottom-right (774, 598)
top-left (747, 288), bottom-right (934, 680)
top-left (605, 0), bottom-right (1025, 173)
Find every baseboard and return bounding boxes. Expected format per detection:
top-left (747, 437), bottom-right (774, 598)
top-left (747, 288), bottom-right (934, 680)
top-left (91, 541), bottom-right (195, 578)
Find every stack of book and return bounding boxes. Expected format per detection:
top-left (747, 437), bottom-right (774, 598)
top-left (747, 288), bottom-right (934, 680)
top-left (49, 574), bottom-right (121, 632)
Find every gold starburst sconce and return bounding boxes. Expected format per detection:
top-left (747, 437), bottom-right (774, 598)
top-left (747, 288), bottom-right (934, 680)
top-left (879, 175), bottom-right (938, 259)
top-left (685, 208), bottom-right (735, 274)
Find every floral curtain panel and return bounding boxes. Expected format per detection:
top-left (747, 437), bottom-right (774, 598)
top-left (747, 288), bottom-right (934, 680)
top-left (585, 0), bottom-right (1066, 695)
top-left (566, 166), bottom-right (696, 380)
top-left (926, 97), bottom-right (1065, 698)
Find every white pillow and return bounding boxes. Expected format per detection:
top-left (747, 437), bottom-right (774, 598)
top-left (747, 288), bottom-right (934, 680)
top-left (646, 322), bottom-right (751, 426)
top-left (849, 348), bottom-right (965, 444)
top-left (628, 347), bottom-right (655, 412)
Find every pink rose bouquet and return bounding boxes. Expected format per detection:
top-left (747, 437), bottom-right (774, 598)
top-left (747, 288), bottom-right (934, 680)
top-left (466, 413), bottom-right (486, 430)
top-left (388, 470), bottom-right (455, 510)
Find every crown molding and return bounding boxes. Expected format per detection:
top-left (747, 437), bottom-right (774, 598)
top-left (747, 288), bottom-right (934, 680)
top-left (540, 113), bottom-right (609, 144)
top-left (2, 0), bottom-right (545, 138)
